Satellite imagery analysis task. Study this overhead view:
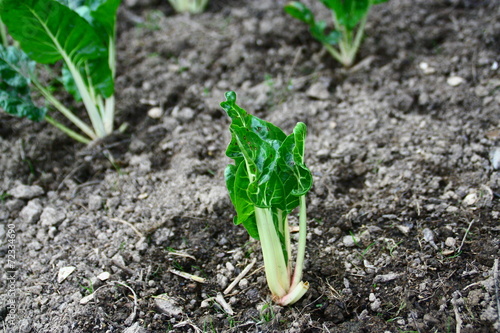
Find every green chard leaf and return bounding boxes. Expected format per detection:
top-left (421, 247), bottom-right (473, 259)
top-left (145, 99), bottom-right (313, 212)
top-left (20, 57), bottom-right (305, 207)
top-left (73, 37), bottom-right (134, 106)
top-left (0, 0), bottom-right (114, 98)
top-left (0, 45), bottom-right (46, 121)
top-left (320, 0), bottom-right (370, 30)
top-left (225, 163), bottom-right (259, 239)
top-left (284, 2), bottom-right (315, 25)
top-left (222, 91), bottom-right (312, 233)
top-left (59, 0), bottom-right (120, 99)
top-left (222, 91), bottom-right (312, 305)
top-left (285, 2), bottom-right (340, 45)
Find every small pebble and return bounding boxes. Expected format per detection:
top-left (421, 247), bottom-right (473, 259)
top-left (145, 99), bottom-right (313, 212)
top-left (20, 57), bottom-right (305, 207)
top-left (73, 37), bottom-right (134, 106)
top-left (422, 228), bottom-right (438, 249)
top-left (97, 272), bottom-right (111, 281)
top-left (40, 207), bottom-right (66, 227)
top-left (238, 278), bottom-right (249, 289)
top-left (342, 235), bottom-right (360, 247)
top-left (10, 184), bottom-right (44, 199)
top-left (445, 237), bottom-right (456, 248)
top-left (147, 107), bottom-right (163, 119)
top-left (463, 192), bottom-right (478, 206)
top-left (419, 62), bottom-right (436, 75)
top-left (57, 266), bottom-right (76, 283)
top-left (373, 273), bottom-right (400, 283)
top-left (20, 200), bottom-right (43, 224)
top-left (489, 147), bottom-right (500, 170)
top-left (447, 76), bottom-right (465, 87)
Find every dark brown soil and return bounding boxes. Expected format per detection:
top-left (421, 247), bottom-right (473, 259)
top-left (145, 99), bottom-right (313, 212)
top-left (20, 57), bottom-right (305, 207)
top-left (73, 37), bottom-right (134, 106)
top-left (1, 0), bottom-right (499, 332)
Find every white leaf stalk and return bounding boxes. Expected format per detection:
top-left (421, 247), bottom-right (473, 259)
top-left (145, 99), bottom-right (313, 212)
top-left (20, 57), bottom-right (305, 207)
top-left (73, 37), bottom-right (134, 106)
top-left (169, 0), bottom-right (209, 14)
top-left (255, 196), bottom-right (309, 306)
top-left (31, 7), bottom-right (116, 142)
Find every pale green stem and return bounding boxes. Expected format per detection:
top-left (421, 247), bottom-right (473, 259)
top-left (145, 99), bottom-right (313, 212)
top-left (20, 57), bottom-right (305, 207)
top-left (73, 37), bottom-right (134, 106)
top-left (323, 43), bottom-right (344, 65)
top-left (108, 36), bottom-right (116, 78)
top-left (348, 12), bottom-right (369, 63)
top-left (45, 115), bottom-right (91, 144)
top-left (291, 195), bottom-right (307, 289)
top-left (0, 19), bottom-right (7, 47)
top-left (104, 95), bottom-right (115, 134)
top-left (33, 80), bottom-right (97, 140)
top-left (169, 0), bottom-right (208, 13)
top-left (66, 60), bottom-right (106, 137)
top-left (103, 35), bottom-right (116, 133)
top-left (255, 207), bottom-right (289, 298)
top-left (327, 9), bottom-right (370, 67)
top-left (276, 281), bottom-right (309, 306)
top-left (282, 210), bottom-right (292, 277)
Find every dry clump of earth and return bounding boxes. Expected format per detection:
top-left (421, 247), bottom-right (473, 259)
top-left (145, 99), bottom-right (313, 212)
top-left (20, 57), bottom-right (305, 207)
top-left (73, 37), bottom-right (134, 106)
top-left (1, 0), bottom-right (499, 332)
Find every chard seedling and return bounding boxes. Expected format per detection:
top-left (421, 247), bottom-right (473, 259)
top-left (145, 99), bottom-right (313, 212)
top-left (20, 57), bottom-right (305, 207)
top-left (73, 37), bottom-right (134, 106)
top-left (285, 0), bottom-right (388, 67)
top-left (0, 0), bottom-right (121, 144)
top-left (221, 91), bottom-right (313, 306)
top-left (168, 0), bottom-right (209, 14)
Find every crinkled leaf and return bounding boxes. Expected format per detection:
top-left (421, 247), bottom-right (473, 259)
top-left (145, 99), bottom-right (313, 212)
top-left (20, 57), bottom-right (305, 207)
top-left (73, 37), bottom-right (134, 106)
top-left (54, 0), bottom-right (120, 43)
top-left (320, 0), bottom-right (370, 30)
top-left (222, 90), bottom-right (286, 171)
top-left (222, 91), bottom-right (286, 143)
top-left (229, 125), bottom-right (281, 208)
top-left (285, 2), bottom-right (340, 45)
top-left (222, 91), bottom-right (313, 236)
top-left (0, 45), bottom-right (46, 121)
top-left (278, 123), bottom-right (313, 197)
top-left (284, 2), bottom-right (315, 25)
top-left (0, 88), bottom-right (47, 122)
top-left (225, 163), bottom-right (259, 239)
top-left (310, 20), bottom-right (341, 45)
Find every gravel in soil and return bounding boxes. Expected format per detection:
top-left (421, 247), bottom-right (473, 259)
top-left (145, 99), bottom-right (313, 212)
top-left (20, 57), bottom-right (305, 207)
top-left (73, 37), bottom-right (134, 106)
top-left (1, 0), bottom-right (499, 332)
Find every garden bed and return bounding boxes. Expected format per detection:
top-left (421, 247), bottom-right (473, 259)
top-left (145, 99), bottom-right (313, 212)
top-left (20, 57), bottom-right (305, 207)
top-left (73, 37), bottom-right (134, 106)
top-left (1, 0), bottom-right (499, 332)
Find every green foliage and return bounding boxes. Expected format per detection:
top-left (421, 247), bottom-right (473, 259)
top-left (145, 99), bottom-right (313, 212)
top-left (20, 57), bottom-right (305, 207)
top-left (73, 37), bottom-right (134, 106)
top-left (285, 0), bottom-right (388, 67)
top-left (221, 91), bottom-right (312, 306)
top-left (222, 91), bottom-right (312, 240)
top-left (0, 0), bottom-right (121, 143)
top-left (0, 45), bottom-right (46, 121)
top-left (169, 0), bottom-right (209, 14)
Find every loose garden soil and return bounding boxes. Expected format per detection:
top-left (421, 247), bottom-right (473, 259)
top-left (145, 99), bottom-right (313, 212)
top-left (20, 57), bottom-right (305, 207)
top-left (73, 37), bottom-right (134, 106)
top-left (1, 0), bottom-right (499, 332)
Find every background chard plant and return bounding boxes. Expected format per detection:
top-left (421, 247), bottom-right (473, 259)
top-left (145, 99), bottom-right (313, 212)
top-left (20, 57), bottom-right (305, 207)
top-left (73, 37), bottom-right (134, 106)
top-left (0, 0), bottom-right (121, 144)
top-left (168, 0), bottom-right (209, 14)
top-left (285, 0), bottom-right (388, 67)
top-left (221, 91), bottom-right (313, 306)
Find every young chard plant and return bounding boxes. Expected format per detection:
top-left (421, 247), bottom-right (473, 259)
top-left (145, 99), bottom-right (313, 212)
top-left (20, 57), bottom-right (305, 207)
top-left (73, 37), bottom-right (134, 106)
top-left (285, 0), bottom-right (388, 67)
top-left (0, 0), bottom-right (120, 143)
top-left (221, 91), bottom-right (313, 306)
top-left (168, 0), bottom-right (209, 14)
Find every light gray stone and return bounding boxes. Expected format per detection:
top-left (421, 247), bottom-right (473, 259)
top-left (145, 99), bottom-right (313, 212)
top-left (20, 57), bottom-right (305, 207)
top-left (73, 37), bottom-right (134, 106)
top-left (20, 199), bottom-right (43, 224)
top-left (306, 81), bottom-right (330, 100)
top-left (342, 235), bottom-right (359, 247)
top-left (6, 199), bottom-right (24, 212)
top-left (154, 294), bottom-right (183, 316)
top-left (0, 224), bottom-right (5, 241)
top-left (10, 184), bottom-right (44, 199)
top-left (172, 106), bottom-right (195, 123)
top-left (40, 207), bottom-right (66, 227)
top-left (88, 195), bottom-right (103, 211)
top-left (373, 273), bottom-right (400, 283)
